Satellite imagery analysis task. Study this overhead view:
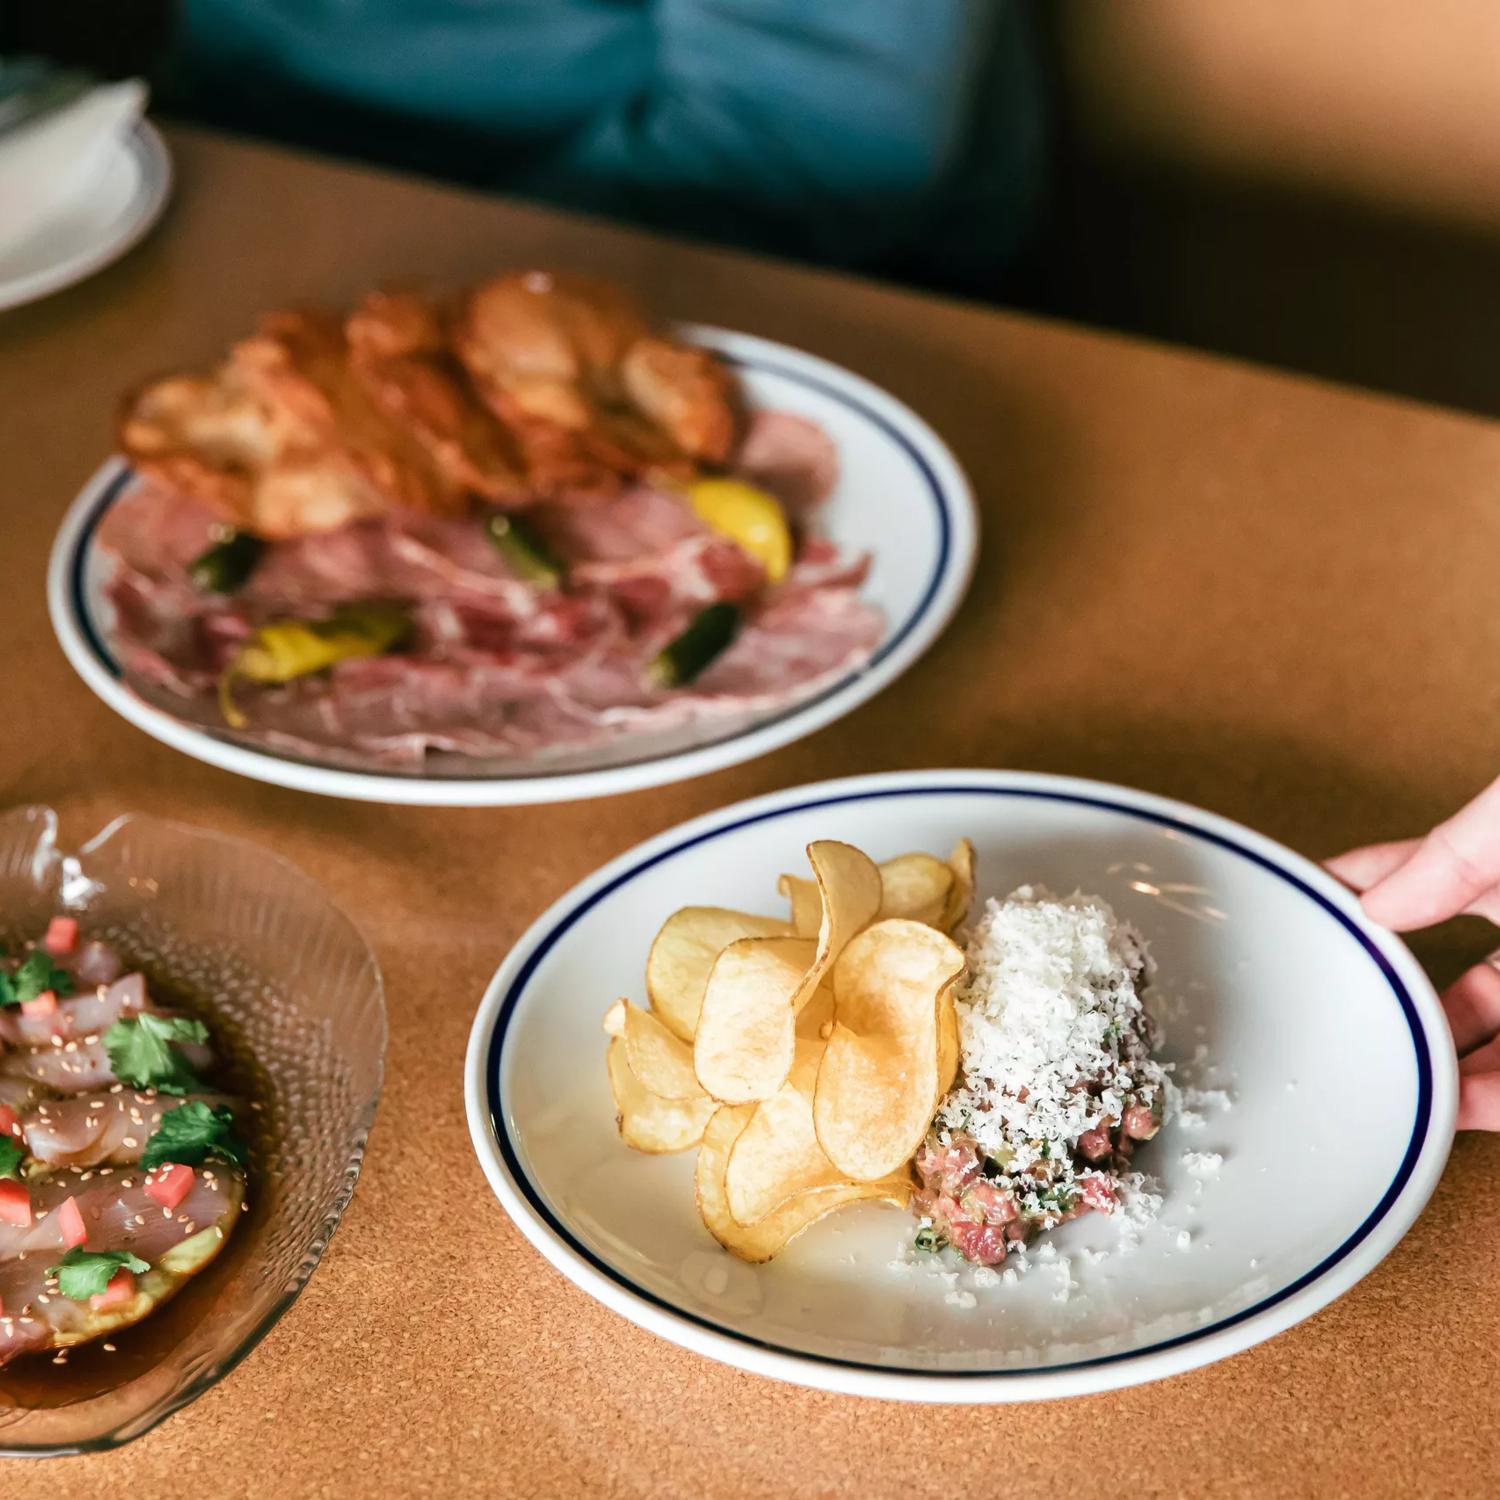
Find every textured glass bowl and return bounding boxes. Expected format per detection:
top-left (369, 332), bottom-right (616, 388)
top-left (0, 806), bottom-right (385, 1455)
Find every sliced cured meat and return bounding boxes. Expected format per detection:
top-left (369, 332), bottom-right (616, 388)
top-left (98, 404), bottom-right (881, 768)
top-left (529, 485), bottom-right (704, 565)
top-left (734, 410), bottom-right (839, 517)
top-left (527, 487), bottom-right (764, 618)
top-left (689, 583), bottom-right (881, 703)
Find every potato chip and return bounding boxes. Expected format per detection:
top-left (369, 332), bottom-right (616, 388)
top-left (790, 848), bottom-right (960, 933)
top-left (620, 1000), bottom-right (704, 1100)
top-left (695, 1105), bottom-right (911, 1262)
top-left (813, 918), bottom-right (966, 1181)
top-left (805, 840), bottom-right (883, 953)
top-left (692, 936), bottom-right (817, 1104)
top-left (608, 831), bottom-right (978, 1259)
top-left (935, 983), bottom-right (960, 1100)
top-left (646, 906), bottom-right (791, 1042)
top-left (940, 838), bottom-right (976, 934)
top-left (877, 852), bottom-right (954, 926)
top-left (777, 872), bottom-right (821, 939)
top-left (724, 1027), bottom-right (842, 1223)
top-left (695, 842), bottom-right (880, 1103)
top-left (606, 1037), bottom-right (717, 1152)
top-left (796, 983), bottom-right (834, 1041)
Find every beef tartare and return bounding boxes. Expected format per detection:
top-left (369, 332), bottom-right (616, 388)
top-left (912, 886), bottom-right (1167, 1266)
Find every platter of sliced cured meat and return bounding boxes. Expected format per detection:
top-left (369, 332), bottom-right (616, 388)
top-left (47, 272), bottom-right (975, 805)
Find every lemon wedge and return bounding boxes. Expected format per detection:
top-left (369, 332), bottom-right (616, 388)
top-left (685, 479), bottom-right (793, 583)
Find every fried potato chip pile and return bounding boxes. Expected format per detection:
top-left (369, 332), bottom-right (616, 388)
top-left (603, 838), bottom-right (975, 1261)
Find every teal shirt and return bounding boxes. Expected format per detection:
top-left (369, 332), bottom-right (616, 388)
top-left (165, 0), bottom-right (1045, 289)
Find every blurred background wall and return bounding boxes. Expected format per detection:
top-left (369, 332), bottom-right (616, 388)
top-left (9, 0), bottom-right (1500, 419)
top-left (1042, 0), bottom-right (1500, 416)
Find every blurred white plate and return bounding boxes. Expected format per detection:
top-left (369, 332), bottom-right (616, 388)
top-left (49, 330), bottom-right (976, 805)
top-left (0, 119), bottom-right (169, 312)
top-left (465, 770), bottom-right (1457, 1402)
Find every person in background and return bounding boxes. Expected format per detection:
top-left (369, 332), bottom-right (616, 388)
top-left (149, 0), bottom-right (1046, 299)
top-left (1330, 774), bottom-right (1500, 1130)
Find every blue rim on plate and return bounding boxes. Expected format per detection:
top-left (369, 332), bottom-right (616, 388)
top-left (481, 781), bottom-right (1438, 1380)
top-left (51, 330), bottom-right (976, 804)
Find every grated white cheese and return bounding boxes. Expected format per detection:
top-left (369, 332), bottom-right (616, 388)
top-left (1178, 1086), bottom-right (1232, 1114)
top-left (937, 886), bottom-right (1169, 1221)
top-left (1114, 1171), bottom-right (1164, 1251)
top-left (1181, 1150), bottom-right (1223, 1179)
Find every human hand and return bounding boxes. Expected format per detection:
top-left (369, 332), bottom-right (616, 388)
top-left (1327, 774), bottom-right (1500, 1130)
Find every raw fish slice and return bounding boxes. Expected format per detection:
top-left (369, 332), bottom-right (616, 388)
top-left (0, 1168), bottom-right (244, 1365)
top-left (0, 973), bottom-right (150, 1048)
top-left (0, 1075), bottom-right (45, 1113)
top-left (0, 1164), bottom-right (239, 1261)
top-left (22, 1090), bottom-right (240, 1170)
top-left (0, 1031), bottom-right (214, 1097)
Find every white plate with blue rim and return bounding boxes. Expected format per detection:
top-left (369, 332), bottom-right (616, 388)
top-left (465, 769), bottom-right (1457, 1402)
top-left (0, 119), bottom-right (170, 312)
top-left (47, 328), bottom-right (976, 806)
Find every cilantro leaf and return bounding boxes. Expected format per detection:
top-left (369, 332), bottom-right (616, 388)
top-left (0, 1137), bottom-right (22, 1179)
top-left (104, 1013), bottom-right (209, 1094)
top-left (142, 1101), bottom-right (246, 1171)
top-left (0, 951), bottom-right (73, 1009)
top-left (48, 1247), bottom-right (150, 1302)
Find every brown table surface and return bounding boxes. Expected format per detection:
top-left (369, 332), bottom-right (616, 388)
top-left (3, 125), bottom-right (1498, 1498)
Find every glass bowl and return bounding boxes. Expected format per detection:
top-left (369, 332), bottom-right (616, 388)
top-left (0, 806), bottom-right (385, 1454)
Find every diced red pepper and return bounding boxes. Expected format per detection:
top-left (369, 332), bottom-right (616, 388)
top-left (89, 1270), bottom-right (136, 1312)
top-left (0, 1104), bottom-right (20, 1140)
top-left (20, 991), bottom-right (57, 1019)
top-left (56, 1195), bottom-right (87, 1249)
top-left (0, 1180), bottom-right (31, 1229)
top-left (144, 1163), bottom-right (194, 1211)
top-left (43, 917), bottom-right (79, 956)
